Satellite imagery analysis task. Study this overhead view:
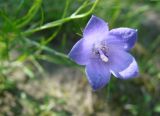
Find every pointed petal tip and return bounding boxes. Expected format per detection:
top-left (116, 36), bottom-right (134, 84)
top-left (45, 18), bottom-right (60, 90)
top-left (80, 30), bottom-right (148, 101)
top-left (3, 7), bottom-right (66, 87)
top-left (91, 14), bottom-right (96, 18)
top-left (135, 29), bottom-right (138, 32)
top-left (132, 70), bottom-right (140, 78)
top-left (132, 28), bottom-right (138, 34)
top-left (68, 52), bottom-right (73, 60)
top-left (91, 14), bottom-right (98, 18)
top-left (90, 15), bottom-right (109, 24)
top-left (68, 51), bottom-right (77, 63)
top-left (91, 82), bottom-right (107, 91)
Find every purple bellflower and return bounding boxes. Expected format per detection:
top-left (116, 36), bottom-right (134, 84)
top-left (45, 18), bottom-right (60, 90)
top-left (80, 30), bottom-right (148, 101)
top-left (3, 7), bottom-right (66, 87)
top-left (68, 15), bottom-right (139, 91)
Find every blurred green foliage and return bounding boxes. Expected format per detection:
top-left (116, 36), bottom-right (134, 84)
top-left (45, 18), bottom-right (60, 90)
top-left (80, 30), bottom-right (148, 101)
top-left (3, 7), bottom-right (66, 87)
top-left (0, 0), bottom-right (160, 115)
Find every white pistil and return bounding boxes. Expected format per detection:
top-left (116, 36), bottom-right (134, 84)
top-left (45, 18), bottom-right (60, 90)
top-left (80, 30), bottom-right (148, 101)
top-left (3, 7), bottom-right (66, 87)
top-left (98, 50), bottom-right (109, 62)
top-left (100, 54), bottom-right (109, 62)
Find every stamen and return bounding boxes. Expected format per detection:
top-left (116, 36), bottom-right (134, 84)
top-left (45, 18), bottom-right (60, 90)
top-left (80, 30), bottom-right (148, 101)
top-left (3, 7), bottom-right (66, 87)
top-left (98, 50), bottom-right (109, 62)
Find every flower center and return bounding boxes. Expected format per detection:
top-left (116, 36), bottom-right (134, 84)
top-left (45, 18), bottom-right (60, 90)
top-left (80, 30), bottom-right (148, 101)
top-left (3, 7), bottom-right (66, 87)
top-left (98, 49), bottom-right (108, 62)
top-left (93, 43), bottom-right (109, 62)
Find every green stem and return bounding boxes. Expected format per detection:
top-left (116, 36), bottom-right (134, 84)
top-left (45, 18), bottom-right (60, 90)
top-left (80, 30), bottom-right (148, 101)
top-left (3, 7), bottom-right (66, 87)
top-left (23, 0), bottom-right (100, 35)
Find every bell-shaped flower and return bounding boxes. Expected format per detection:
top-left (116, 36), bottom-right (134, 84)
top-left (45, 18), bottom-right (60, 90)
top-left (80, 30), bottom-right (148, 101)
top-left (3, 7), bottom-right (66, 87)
top-left (68, 15), bottom-right (139, 91)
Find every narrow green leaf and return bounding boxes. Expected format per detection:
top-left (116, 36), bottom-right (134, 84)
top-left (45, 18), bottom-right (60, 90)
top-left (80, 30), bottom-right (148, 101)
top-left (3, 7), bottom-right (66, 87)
top-left (16, 0), bottom-right (42, 28)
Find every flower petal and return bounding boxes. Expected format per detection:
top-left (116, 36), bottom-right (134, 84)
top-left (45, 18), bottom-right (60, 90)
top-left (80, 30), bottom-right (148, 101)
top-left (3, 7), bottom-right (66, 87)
top-left (83, 15), bottom-right (109, 38)
top-left (109, 28), bottom-right (137, 50)
top-left (118, 58), bottom-right (139, 79)
top-left (85, 59), bottom-right (111, 90)
top-left (68, 39), bottom-right (91, 65)
top-left (109, 48), bottom-right (139, 79)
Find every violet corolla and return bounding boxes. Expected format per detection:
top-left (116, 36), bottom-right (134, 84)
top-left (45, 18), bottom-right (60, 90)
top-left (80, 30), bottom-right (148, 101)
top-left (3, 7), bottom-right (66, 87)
top-left (68, 15), bottom-right (139, 90)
